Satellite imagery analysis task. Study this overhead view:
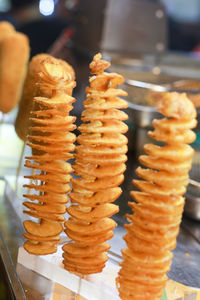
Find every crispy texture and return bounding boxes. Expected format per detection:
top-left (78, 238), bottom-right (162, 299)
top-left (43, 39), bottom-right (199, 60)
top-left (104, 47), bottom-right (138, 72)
top-left (0, 30), bottom-right (30, 113)
top-left (24, 219), bottom-right (63, 237)
top-left (24, 240), bottom-right (57, 255)
top-left (147, 81), bottom-right (200, 108)
top-left (23, 57), bottom-right (76, 255)
top-left (63, 53), bottom-right (128, 275)
top-left (0, 21), bottom-right (15, 41)
top-left (117, 92), bottom-right (197, 299)
top-left (23, 233), bottom-right (60, 242)
top-left (62, 242), bottom-right (110, 256)
top-left (15, 54), bottom-right (75, 141)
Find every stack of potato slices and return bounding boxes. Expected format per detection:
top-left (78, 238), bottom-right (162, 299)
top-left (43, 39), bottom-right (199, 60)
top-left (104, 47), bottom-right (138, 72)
top-left (23, 57), bottom-right (76, 255)
top-left (117, 92), bottom-right (197, 300)
top-left (63, 53), bottom-right (128, 275)
top-left (15, 53), bottom-right (75, 141)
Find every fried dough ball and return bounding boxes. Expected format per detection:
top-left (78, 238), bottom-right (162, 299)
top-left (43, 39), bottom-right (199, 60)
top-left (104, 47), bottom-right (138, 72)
top-left (62, 53), bottom-right (128, 275)
top-left (23, 57), bottom-right (76, 255)
top-left (117, 92), bottom-right (197, 300)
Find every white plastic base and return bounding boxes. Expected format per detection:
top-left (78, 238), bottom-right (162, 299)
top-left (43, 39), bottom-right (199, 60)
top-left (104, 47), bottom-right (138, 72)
top-left (17, 245), bottom-right (121, 300)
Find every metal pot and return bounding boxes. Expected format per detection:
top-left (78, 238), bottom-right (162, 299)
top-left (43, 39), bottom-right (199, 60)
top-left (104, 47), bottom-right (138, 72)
top-left (125, 101), bottom-right (162, 154)
top-left (184, 193), bottom-right (200, 221)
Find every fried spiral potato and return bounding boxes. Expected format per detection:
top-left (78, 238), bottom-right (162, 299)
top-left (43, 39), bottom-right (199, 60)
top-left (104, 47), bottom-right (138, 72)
top-left (62, 53), bottom-right (128, 275)
top-left (147, 80), bottom-right (200, 108)
top-left (15, 53), bottom-right (75, 141)
top-left (23, 57), bottom-right (76, 255)
top-left (117, 92), bottom-right (197, 300)
top-left (0, 21), bottom-right (30, 113)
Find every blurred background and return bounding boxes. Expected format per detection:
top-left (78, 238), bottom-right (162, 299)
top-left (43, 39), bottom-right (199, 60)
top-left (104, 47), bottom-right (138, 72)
top-left (0, 0), bottom-right (200, 112)
top-left (0, 2), bottom-right (200, 298)
top-left (0, 0), bottom-right (199, 55)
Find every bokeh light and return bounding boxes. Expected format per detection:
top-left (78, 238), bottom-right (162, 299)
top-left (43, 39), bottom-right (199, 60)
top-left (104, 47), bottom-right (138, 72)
top-left (39, 0), bottom-right (55, 16)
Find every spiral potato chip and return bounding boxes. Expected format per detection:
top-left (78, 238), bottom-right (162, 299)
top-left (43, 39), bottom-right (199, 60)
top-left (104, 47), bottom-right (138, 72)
top-left (15, 53), bottom-right (75, 141)
top-left (24, 241), bottom-right (57, 255)
top-left (62, 53), bottom-right (128, 275)
top-left (24, 219), bottom-right (62, 237)
top-left (23, 57), bottom-right (76, 255)
top-left (63, 242), bottom-right (110, 256)
top-left (117, 92), bottom-right (197, 300)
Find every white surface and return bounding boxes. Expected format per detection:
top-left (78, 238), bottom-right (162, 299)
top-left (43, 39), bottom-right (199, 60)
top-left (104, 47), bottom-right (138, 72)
top-left (17, 245), bottom-right (121, 300)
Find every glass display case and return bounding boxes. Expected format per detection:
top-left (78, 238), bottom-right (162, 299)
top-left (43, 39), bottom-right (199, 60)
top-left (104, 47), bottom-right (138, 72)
top-left (0, 119), bottom-right (200, 300)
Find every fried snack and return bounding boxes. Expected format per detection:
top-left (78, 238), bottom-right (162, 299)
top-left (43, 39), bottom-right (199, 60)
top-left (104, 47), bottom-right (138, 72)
top-left (0, 21), bottom-right (15, 41)
top-left (23, 57), bottom-right (76, 255)
top-left (15, 53), bottom-right (75, 141)
top-left (116, 92), bottom-right (197, 300)
top-left (62, 53), bottom-right (128, 275)
top-left (172, 80), bottom-right (200, 108)
top-left (146, 80), bottom-right (200, 108)
top-left (0, 29), bottom-right (30, 113)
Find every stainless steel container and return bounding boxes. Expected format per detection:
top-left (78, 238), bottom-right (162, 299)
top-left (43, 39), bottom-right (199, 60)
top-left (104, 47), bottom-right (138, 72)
top-left (185, 162), bottom-right (200, 221)
top-left (185, 192), bottom-right (200, 221)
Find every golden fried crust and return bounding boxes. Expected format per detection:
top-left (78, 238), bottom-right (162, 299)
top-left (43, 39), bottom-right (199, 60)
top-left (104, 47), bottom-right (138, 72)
top-left (157, 92), bottom-right (197, 119)
top-left (63, 252), bottom-right (108, 266)
top-left (117, 93), bottom-right (197, 299)
top-left (0, 32), bottom-right (30, 113)
top-left (67, 203), bottom-right (119, 222)
top-left (63, 53), bottom-right (128, 275)
top-left (23, 57), bottom-right (76, 255)
top-left (24, 240), bottom-right (57, 255)
top-left (24, 219), bottom-right (63, 237)
top-left (69, 187), bottom-right (122, 206)
top-left (15, 53), bottom-right (75, 141)
top-left (23, 201), bottom-right (67, 214)
top-left (64, 217), bottom-right (116, 235)
top-left (62, 242), bottom-right (110, 257)
top-left (147, 82), bottom-right (200, 108)
top-left (23, 182), bottom-right (71, 194)
top-left (23, 233), bottom-right (61, 242)
top-left (23, 193), bottom-right (68, 204)
top-left (0, 21), bottom-right (15, 41)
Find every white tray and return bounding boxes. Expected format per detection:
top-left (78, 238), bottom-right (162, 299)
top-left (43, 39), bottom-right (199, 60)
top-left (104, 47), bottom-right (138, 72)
top-left (18, 245), bottom-right (121, 300)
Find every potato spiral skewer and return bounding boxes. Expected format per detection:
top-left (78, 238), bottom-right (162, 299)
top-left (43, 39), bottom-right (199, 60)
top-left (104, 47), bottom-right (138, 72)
top-left (15, 53), bottom-right (75, 142)
top-left (23, 57), bottom-right (76, 255)
top-left (63, 53), bottom-right (128, 275)
top-left (117, 92), bottom-right (197, 300)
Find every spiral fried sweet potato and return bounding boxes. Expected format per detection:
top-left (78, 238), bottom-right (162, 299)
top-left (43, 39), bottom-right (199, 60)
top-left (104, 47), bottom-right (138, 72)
top-left (23, 57), bottom-right (76, 255)
top-left (62, 53), bottom-right (128, 275)
top-left (117, 92), bottom-right (197, 300)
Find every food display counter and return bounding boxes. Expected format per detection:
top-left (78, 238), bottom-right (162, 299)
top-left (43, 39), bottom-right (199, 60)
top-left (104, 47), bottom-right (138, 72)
top-left (0, 0), bottom-right (200, 298)
top-left (0, 121), bottom-right (200, 299)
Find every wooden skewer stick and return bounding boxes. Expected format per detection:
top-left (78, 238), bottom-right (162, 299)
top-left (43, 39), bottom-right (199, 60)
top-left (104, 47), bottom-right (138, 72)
top-left (0, 112), bottom-right (4, 136)
top-left (27, 168), bottom-right (37, 196)
top-left (15, 141), bottom-right (25, 193)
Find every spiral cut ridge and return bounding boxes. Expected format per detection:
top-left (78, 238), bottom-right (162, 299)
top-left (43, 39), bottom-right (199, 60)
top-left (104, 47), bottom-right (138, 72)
top-left (62, 53), bottom-right (128, 275)
top-left (117, 92), bottom-right (197, 300)
top-left (23, 57), bottom-right (76, 255)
